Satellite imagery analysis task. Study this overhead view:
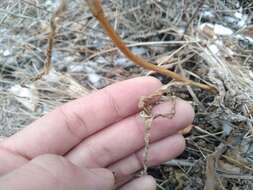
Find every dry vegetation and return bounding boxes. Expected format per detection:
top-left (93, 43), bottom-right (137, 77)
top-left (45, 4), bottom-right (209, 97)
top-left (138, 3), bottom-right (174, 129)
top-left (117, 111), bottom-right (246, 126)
top-left (0, 0), bottom-right (253, 189)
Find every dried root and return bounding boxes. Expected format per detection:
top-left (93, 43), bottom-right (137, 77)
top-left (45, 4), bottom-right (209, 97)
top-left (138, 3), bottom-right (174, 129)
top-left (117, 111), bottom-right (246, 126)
top-left (85, 0), bottom-right (217, 93)
top-left (138, 88), bottom-right (177, 175)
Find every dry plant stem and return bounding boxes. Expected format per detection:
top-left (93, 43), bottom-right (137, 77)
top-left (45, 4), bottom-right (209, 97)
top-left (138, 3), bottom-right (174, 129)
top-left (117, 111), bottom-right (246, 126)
top-left (85, 0), bottom-right (216, 92)
top-left (183, 0), bottom-right (205, 35)
top-left (33, 0), bottom-right (66, 81)
top-left (204, 144), bottom-right (227, 190)
top-left (142, 115), bottom-right (153, 175)
top-left (138, 90), bottom-right (164, 175)
top-left (139, 90), bottom-right (176, 175)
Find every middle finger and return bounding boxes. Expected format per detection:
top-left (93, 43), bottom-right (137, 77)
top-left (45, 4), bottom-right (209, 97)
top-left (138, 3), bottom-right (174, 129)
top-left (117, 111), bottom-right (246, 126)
top-left (66, 99), bottom-right (194, 168)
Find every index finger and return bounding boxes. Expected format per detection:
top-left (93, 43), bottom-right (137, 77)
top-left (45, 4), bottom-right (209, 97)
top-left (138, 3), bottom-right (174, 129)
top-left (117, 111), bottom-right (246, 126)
top-left (1, 77), bottom-right (161, 159)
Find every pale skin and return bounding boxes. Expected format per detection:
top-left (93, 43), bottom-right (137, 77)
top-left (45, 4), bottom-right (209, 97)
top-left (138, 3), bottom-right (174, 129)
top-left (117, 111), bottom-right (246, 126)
top-left (0, 77), bottom-right (194, 190)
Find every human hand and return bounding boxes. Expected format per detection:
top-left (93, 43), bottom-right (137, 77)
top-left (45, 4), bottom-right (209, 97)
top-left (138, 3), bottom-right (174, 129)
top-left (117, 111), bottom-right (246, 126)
top-left (0, 77), bottom-right (194, 190)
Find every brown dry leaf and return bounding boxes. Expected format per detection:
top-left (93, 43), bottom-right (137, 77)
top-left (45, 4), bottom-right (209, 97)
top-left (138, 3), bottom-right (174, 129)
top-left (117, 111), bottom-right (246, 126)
top-left (138, 90), bottom-right (164, 113)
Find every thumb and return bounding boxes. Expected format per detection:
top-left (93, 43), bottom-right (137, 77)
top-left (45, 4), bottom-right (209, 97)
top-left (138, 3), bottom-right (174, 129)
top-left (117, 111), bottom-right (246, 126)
top-left (0, 154), bottom-right (115, 190)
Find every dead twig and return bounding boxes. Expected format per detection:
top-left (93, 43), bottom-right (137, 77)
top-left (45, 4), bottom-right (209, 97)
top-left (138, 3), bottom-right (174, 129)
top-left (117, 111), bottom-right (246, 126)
top-left (183, 0), bottom-right (205, 36)
top-left (85, 0), bottom-right (216, 92)
top-left (33, 0), bottom-right (66, 81)
top-left (204, 144), bottom-right (227, 190)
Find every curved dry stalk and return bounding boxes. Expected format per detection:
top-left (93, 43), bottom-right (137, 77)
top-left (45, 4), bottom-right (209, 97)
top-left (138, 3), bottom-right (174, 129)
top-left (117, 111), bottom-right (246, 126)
top-left (33, 0), bottom-right (66, 81)
top-left (85, 0), bottom-right (217, 92)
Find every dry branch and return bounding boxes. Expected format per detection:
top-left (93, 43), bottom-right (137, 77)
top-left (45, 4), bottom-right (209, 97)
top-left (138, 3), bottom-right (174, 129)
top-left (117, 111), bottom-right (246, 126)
top-left (85, 0), bottom-right (216, 92)
top-left (33, 0), bottom-right (66, 80)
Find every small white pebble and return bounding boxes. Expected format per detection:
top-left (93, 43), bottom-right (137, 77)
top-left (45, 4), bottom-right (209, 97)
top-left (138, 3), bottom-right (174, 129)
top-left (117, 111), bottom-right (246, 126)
top-left (9, 84), bottom-right (38, 111)
top-left (214, 24), bottom-right (233, 36)
top-left (208, 44), bottom-right (219, 54)
top-left (96, 56), bottom-right (108, 64)
top-left (115, 57), bottom-right (133, 67)
top-left (177, 26), bottom-right (186, 35)
top-left (88, 73), bottom-right (101, 84)
top-left (68, 64), bottom-right (85, 72)
top-left (132, 47), bottom-right (146, 55)
top-left (43, 69), bottom-right (59, 82)
top-left (201, 10), bottom-right (215, 18)
top-left (234, 12), bottom-right (243, 19)
top-left (245, 36), bottom-right (253, 44)
top-left (237, 15), bottom-right (248, 27)
top-left (3, 49), bottom-right (11, 57)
